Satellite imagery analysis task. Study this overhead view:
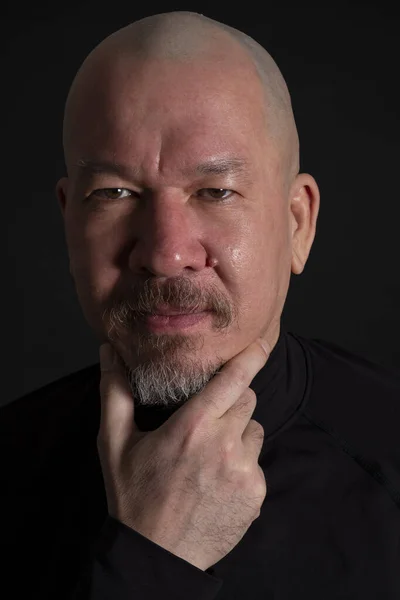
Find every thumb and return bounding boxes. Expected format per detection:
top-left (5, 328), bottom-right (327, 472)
top-left (98, 343), bottom-right (140, 457)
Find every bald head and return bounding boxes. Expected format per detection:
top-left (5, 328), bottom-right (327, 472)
top-left (57, 12), bottom-right (320, 408)
top-left (63, 11), bottom-right (299, 182)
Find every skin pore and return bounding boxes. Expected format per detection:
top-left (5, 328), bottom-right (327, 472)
top-left (56, 11), bottom-right (320, 409)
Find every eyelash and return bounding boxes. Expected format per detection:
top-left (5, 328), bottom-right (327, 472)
top-left (91, 188), bottom-right (235, 203)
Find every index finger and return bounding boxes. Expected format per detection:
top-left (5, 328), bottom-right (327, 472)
top-left (181, 338), bottom-right (271, 421)
top-left (98, 343), bottom-right (139, 455)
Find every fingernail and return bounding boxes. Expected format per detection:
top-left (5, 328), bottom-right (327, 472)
top-left (100, 343), bottom-right (115, 370)
top-left (258, 339), bottom-right (271, 357)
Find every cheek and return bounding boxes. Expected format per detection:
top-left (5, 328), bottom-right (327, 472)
top-left (233, 208), bottom-right (290, 306)
top-left (222, 222), bottom-right (265, 303)
top-left (65, 212), bottom-right (121, 300)
top-left (66, 206), bottom-right (117, 259)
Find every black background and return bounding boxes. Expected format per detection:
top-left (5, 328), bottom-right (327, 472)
top-left (3, 2), bottom-right (399, 405)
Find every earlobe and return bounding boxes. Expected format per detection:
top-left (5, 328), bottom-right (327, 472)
top-left (55, 177), bottom-right (69, 217)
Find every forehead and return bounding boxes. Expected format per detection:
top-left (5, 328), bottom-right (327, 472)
top-left (67, 54), bottom-right (269, 175)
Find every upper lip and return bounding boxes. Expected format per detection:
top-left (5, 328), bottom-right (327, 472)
top-left (152, 305), bottom-right (207, 316)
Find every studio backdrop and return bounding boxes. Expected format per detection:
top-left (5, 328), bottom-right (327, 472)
top-left (3, 2), bottom-right (399, 405)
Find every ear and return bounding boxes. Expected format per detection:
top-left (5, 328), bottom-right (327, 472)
top-left (289, 173), bottom-right (320, 275)
top-left (55, 177), bottom-right (69, 218)
top-left (55, 177), bottom-right (74, 276)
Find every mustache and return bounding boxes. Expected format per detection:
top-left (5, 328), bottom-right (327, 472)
top-left (101, 275), bottom-right (236, 334)
top-left (122, 277), bottom-right (210, 313)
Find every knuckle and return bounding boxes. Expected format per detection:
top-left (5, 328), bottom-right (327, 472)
top-left (242, 467), bottom-right (267, 500)
top-left (233, 389), bottom-right (256, 416)
top-left (235, 395), bottom-right (253, 416)
top-left (185, 409), bottom-right (208, 437)
top-left (179, 411), bottom-right (210, 451)
top-left (255, 475), bottom-right (267, 499)
top-left (217, 435), bottom-right (237, 461)
top-left (248, 481), bottom-right (267, 508)
top-left (233, 364), bottom-right (250, 387)
top-left (243, 387), bottom-right (257, 402)
top-left (250, 419), bottom-right (264, 439)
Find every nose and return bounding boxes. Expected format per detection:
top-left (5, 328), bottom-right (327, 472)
top-left (128, 190), bottom-right (210, 278)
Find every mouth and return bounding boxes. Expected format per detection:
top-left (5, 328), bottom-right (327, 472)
top-left (150, 305), bottom-right (207, 316)
top-left (143, 310), bottom-right (211, 332)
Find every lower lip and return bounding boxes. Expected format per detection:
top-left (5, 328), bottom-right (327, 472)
top-left (144, 311), bottom-right (210, 332)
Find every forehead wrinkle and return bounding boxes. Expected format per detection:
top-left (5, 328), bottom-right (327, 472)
top-left (75, 158), bottom-right (140, 180)
top-left (74, 155), bottom-right (254, 188)
top-left (63, 13), bottom-right (300, 190)
top-left (183, 156), bottom-right (253, 184)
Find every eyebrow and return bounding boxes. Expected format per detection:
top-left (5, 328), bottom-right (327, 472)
top-left (183, 157), bottom-right (252, 179)
top-left (74, 156), bottom-right (252, 184)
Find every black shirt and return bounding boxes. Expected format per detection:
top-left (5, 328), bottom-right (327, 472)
top-left (2, 327), bottom-right (400, 599)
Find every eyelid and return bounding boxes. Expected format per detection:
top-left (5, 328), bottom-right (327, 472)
top-left (91, 187), bottom-right (135, 199)
top-left (89, 186), bottom-right (236, 201)
top-left (196, 188), bottom-right (234, 199)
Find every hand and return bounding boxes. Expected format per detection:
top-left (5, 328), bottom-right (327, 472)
top-left (97, 337), bottom-right (271, 572)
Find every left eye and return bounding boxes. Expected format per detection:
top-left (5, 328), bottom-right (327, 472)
top-left (197, 188), bottom-right (233, 201)
top-left (93, 188), bottom-right (132, 200)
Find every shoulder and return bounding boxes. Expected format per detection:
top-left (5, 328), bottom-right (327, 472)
top-left (293, 332), bottom-right (400, 413)
top-left (0, 362), bottom-right (101, 438)
top-left (290, 332), bottom-right (400, 500)
top-left (0, 363), bottom-right (101, 488)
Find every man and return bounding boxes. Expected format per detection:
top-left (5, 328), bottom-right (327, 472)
top-left (1, 10), bottom-right (399, 600)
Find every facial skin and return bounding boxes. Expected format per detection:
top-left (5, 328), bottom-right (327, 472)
top-left (56, 11), bottom-right (320, 409)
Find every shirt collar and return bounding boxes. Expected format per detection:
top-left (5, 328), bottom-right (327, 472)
top-left (250, 326), bottom-right (310, 452)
